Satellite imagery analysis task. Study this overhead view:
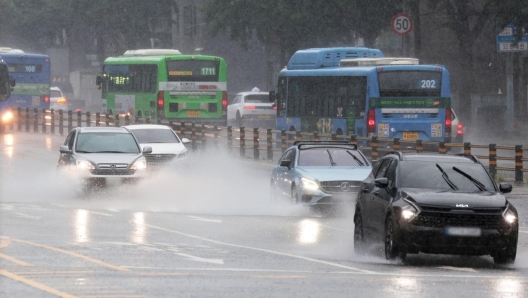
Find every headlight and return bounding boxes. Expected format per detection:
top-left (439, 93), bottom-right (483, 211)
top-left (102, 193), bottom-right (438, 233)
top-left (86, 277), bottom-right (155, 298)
top-left (401, 205), bottom-right (417, 221)
top-left (131, 158), bottom-right (147, 170)
top-left (76, 159), bottom-right (94, 170)
top-left (2, 111), bottom-right (13, 122)
top-left (503, 208), bottom-right (517, 225)
top-left (300, 177), bottom-right (319, 191)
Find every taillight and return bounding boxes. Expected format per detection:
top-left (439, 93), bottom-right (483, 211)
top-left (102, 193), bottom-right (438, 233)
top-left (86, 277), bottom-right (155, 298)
top-left (157, 91), bottom-right (164, 117)
top-left (367, 109), bottom-right (376, 136)
top-left (457, 123), bottom-right (463, 135)
top-left (244, 106), bottom-right (256, 109)
top-left (273, 106), bottom-right (277, 110)
top-left (222, 91), bottom-right (228, 111)
top-left (41, 95), bottom-right (50, 103)
top-left (445, 108), bottom-right (452, 135)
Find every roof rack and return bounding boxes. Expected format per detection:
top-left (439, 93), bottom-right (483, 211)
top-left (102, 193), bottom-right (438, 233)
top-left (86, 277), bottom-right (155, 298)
top-left (340, 57), bottom-right (419, 67)
top-left (384, 151), bottom-right (404, 161)
top-left (294, 141), bottom-right (357, 150)
top-left (0, 47), bottom-right (24, 54)
top-left (123, 49), bottom-right (181, 56)
top-left (454, 153), bottom-right (480, 163)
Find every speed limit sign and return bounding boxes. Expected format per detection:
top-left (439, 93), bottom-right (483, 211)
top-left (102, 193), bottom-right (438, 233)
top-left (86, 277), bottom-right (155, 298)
top-left (391, 13), bottom-right (413, 36)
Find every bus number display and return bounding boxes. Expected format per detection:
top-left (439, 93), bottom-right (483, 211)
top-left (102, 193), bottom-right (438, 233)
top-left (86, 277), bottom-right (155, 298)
top-left (200, 67), bottom-right (216, 76)
top-left (419, 79), bottom-right (437, 89)
top-left (8, 64), bottom-right (42, 73)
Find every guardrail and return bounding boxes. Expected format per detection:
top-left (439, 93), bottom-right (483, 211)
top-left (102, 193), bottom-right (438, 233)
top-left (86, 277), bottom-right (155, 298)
top-left (4, 107), bottom-right (526, 184)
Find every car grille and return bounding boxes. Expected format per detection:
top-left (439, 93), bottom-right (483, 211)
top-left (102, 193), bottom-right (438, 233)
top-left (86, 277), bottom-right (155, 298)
top-left (92, 163), bottom-right (134, 175)
top-left (412, 212), bottom-right (506, 229)
top-left (145, 154), bottom-right (177, 162)
top-left (320, 181), bottom-right (361, 193)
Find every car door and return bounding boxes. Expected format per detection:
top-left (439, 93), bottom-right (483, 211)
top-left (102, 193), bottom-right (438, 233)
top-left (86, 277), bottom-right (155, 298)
top-left (227, 96), bottom-right (239, 122)
top-left (360, 159), bottom-right (387, 235)
top-left (365, 158), bottom-right (392, 236)
top-left (371, 159), bottom-right (398, 238)
top-left (277, 149), bottom-right (296, 196)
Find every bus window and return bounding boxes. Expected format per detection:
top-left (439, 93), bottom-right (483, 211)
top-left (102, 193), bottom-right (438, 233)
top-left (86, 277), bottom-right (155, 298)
top-left (106, 65), bottom-right (158, 93)
top-left (378, 70), bottom-right (441, 97)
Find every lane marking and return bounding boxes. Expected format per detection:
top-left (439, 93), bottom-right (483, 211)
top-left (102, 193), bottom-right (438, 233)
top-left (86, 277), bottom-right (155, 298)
top-left (90, 211), bottom-right (113, 217)
top-left (0, 253), bottom-right (33, 266)
top-left (14, 213), bottom-right (41, 220)
top-left (0, 269), bottom-right (78, 298)
top-left (106, 209), bottom-right (121, 213)
top-left (173, 252), bottom-right (224, 265)
top-left (0, 237), bottom-right (11, 248)
top-left (187, 215), bottom-right (222, 223)
top-left (10, 238), bottom-right (129, 272)
top-left (123, 266), bottom-right (314, 273)
top-left (251, 275), bottom-right (307, 279)
top-left (436, 266), bottom-right (477, 273)
top-left (49, 203), bottom-right (67, 208)
top-left (519, 230), bottom-right (528, 234)
top-left (145, 224), bottom-right (373, 273)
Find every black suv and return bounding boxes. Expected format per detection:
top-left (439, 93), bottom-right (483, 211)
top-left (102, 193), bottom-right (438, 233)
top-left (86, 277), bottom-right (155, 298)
top-left (354, 152), bottom-right (518, 264)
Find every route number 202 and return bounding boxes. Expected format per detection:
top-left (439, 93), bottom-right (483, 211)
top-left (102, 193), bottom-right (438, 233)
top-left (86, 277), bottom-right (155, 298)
top-left (420, 80), bottom-right (437, 89)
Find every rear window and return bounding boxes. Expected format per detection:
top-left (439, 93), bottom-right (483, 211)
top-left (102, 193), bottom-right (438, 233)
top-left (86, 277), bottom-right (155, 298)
top-left (75, 133), bottom-right (140, 153)
top-left (297, 148), bottom-right (367, 166)
top-left (400, 161), bottom-right (495, 191)
top-left (50, 90), bottom-right (62, 97)
top-left (129, 129), bottom-right (180, 144)
top-left (378, 70), bottom-right (442, 97)
top-left (244, 94), bottom-right (268, 103)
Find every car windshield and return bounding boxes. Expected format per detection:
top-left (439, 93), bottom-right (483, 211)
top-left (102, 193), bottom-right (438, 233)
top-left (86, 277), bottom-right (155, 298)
top-left (297, 148), bottom-right (366, 166)
top-left (400, 161), bottom-right (495, 192)
top-left (75, 133), bottom-right (140, 153)
top-left (129, 129), bottom-right (180, 143)
top-left (244, 94), bottom-right (268, 103)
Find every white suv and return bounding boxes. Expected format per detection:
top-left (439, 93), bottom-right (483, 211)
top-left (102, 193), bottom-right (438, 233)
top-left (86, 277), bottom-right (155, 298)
top-left (50, 86), bottom-right (67, 111)
top-left (227, 91), bottom-right (276, 128)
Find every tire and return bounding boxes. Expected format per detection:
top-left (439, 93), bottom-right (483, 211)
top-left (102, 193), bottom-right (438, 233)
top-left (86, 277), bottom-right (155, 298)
top-left (354, 209), bottom-right (366, 255)
top-left (291, 183), bottom-right (299, 204)
top-left (493, 237), bottom-right (517, 265)
top-left (384, 215), bottom-right (406, 261)
top-left (236, 112), bottom-right (242, 127)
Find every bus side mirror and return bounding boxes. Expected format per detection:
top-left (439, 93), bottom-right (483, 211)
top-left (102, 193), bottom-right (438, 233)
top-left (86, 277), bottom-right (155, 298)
top-left (9, 76), bottom-right (15, 87)
top-left (269, 91), bottom-right (276, 103)
top-left (96, 76), bottom-right (103, 90)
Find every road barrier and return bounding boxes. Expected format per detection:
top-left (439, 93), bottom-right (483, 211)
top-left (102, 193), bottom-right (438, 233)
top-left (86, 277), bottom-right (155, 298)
top-left (4, 107), bottom-right (526, 184)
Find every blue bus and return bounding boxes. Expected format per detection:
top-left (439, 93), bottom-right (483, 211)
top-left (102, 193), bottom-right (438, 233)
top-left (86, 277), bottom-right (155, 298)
top-left (0, 48), bottom-right (51, 113)
top-left (274, 47), bottom-right (452, 142)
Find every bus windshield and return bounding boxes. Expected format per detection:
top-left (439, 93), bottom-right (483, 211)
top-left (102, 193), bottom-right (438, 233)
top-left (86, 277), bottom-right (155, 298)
top-left (378, 70), bottom-right (442, 97)
top-left (167, 60), bottom-right (219, 82)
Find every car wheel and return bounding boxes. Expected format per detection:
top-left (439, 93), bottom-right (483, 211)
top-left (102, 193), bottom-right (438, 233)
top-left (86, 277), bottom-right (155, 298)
top-left (291, 183), bottom-right (299, 204)
top-left (493, 236), bottom-right (517, 265)
top-left (385, 215), bottom-right (405, 261)
top-left (236, 112), bottom-right (242, 127)
top-left (354, 208), bottom-right (366, 255)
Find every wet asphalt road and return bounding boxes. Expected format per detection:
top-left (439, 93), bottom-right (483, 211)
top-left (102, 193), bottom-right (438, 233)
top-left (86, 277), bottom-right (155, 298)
top-left (1, 132), bottom-right (528, 298)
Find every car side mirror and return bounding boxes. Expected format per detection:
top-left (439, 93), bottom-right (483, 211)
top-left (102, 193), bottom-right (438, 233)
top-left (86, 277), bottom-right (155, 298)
top-left (499, 182), bottom-right (512, 194)
top-left (96, 76), bottom-right (103, 90)
top-left (374, 177), bottom-right (388, 188)
top-left (181, 138), bottom-right (190, 144)
top-left (142, 146), bottom-right (153, 154)
top-left (269, 91), bottom-right (276, 103)
top-left (280, 159), bottom-right (291, 169)
top-left (60, 145), bottom-right (72, 154)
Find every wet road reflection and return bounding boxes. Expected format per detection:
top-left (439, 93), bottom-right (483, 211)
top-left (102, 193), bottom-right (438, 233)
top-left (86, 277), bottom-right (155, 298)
top-left (75, 209), bottom-right (90, 243)
top-left (495, 278), bottom-right (524, 296)
top-left (132, 212), bottom-right (146, 244)
top-left (297, 219), bottom-right (321, 244)
top-left (4, 134), bottom-right (13, 158)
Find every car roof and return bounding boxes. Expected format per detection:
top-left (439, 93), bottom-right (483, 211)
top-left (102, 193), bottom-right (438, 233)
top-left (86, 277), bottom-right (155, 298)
top-left (384, 152), bottom-right (478, 163)
top-left (78, 127), bottom-right (131, 134)
top-left (50, 86), bottom-right (61, 91)
top-left (123, 124), bottom-right (171, 130)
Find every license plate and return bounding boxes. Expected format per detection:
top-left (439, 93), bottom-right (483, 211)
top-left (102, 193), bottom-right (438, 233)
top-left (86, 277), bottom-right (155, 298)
top-left (186, 110), bottom-right (200, 117)
top-left (258, 115), bottom-right (271, 119)
top-left (445, 227), bottom-right (481, 237)
top-left (403, 132), bottom-right (419, 140)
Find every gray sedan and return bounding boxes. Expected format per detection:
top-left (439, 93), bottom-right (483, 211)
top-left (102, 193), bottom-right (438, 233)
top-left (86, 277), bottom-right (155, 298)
top-left (270, 142), bottom-right (372, 206)
top-left (57, 127), bottom-right (152, 190)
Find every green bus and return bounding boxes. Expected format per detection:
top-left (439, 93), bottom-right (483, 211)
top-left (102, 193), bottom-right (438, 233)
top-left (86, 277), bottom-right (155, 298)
top-left (97, 49), bottom-right (228, 124)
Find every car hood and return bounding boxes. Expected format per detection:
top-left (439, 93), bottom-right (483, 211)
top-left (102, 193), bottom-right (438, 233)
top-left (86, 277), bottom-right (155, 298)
top-left (401, 188), bottom-right (507, 209)
top-left (75, 153), bottom-right (142, 165)
top-left (297, 166), bottom-right (372, 182)
top-left (139, 143), bottom-right (187, 154)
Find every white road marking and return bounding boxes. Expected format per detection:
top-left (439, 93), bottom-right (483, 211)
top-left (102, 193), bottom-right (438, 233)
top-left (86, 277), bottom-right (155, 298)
top-left (123, 266), bottom-right (313, 273)
top-left (436, 266), bottom-right (477, 273)
top-left (187, 215), bottom-right (222, 223)
top-left (90, 211), bottom-right (113, 217)
top-left (519, 230), bottom-right (528, 234)
top-left (106, 209), bottom-right (121, 213)
top-left (173, 252), bottom-right (224, 265)
top-left (0, 204), bottom-right (14, 210)
top-left (14, 213), bottom-right (41, 220)
top-left (146, 224), bottom-right (373, 273)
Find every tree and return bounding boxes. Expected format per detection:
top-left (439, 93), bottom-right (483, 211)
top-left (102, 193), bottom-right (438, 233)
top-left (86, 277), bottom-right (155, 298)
top-left (491, 0), bottom-right (528, 41)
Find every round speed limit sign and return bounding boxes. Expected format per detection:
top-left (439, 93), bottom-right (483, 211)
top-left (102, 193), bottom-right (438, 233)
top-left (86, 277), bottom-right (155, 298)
top-left (391, 13), bottom-right (413, 36)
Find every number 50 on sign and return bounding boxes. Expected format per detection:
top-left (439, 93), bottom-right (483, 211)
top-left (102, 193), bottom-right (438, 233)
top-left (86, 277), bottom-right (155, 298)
top-left (391, 13), bottom-right (413, 36)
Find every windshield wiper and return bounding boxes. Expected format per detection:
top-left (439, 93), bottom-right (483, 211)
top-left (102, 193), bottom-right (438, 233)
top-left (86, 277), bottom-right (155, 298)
top-left (93, 151), bottom-right (131, 153)
top-left (453, 167), bottom-right (487, 191)
top-left (436, 163), bottom-right (458, 190)
top-left (346, 150), bottom-right (364, 166)
top-left (326, 149), bottom-right (337, 166)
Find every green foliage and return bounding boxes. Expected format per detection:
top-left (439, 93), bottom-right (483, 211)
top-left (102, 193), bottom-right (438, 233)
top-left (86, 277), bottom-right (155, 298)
top-left (491, 0), bottom-right (528, 40)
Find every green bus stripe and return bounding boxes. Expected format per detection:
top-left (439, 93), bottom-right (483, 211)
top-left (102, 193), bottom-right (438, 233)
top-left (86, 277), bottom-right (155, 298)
top-left (12, 83), bottom-right (50, 95)
top-left (369, 97), bottom-right (450, 109)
